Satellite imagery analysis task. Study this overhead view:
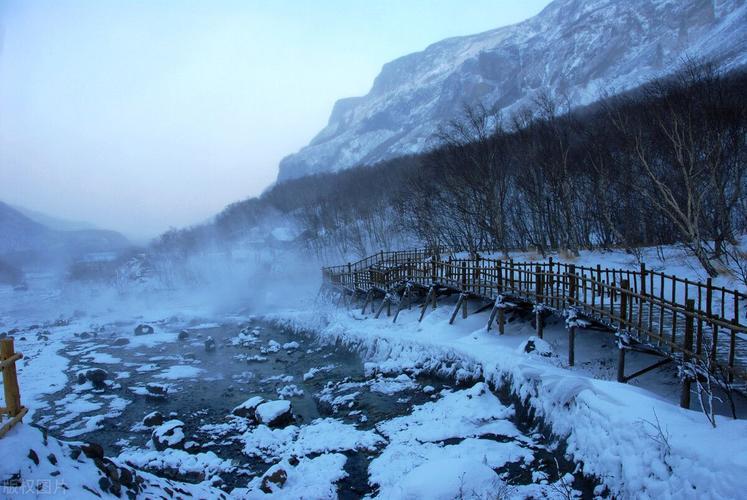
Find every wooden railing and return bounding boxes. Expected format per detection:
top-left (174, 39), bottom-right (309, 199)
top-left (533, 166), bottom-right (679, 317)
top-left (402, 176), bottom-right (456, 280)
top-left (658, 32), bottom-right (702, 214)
top-left (322, 251), bottom-right (747, 385)
top-left (1, 338), bottom-right (27, 438)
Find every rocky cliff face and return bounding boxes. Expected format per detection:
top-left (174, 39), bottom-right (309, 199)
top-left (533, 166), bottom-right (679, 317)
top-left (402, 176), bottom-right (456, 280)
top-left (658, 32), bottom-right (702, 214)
top-left (278, 0), bottom-right (747, 181)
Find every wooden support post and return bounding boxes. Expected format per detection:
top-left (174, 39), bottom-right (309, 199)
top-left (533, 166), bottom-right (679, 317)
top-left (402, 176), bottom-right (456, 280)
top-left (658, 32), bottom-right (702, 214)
top-left (568, 326), bottom-right (576, 367)
top-left (617, 344), bottom-right (626, 383)
top-left (498, 308), bottom-right (505, 335)
top-left (449, 293), bottom-right (466, 325)
top-left (393, 288), bottom-right (409, 323)
top-left (680, 299), bottom-right (695, 409)
top-left (535, 308), bottom-right (543, 339)
top-left (535, 265), bottom-right (543, 303)
top-left (487, 305), bottom-right (498, 331)
top-left (419, 286), bottom-right (433, 322)
top-left (375, 296), bottom-right (389, 319)
top-left (462, 293), bottom-right (468, 319)
top-left (1, 338), bottom-right (22, 418)
top-left (361, 289), bottom-right (373, 314)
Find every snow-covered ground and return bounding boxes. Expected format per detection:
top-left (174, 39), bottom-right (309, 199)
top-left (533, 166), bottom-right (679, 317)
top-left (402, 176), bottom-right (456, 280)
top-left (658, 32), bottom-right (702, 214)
top-left (1, 243), bottom-right (746, 498)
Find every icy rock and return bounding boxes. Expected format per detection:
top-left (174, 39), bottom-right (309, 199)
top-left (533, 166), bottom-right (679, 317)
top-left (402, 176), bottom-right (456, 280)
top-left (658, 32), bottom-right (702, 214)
top-left (113, 338), bottom-right (129, 346)
top-left (146, 383), bottom-right (168, 398)
top-left (178, 330), bottom-right (189, 340)
top-left (260, 467), bottom-right (288, 493)
top-left (184, 441), bottom-right (201, 453)
top-left (233, 396), bottom-right (265, 420)
top-left (256, 400), bottom-right (293, 428)
top-left (152, 420), bottom-right (186, 451)
top-left (143, 411), bottom-right (165, 427)
top-left (204, 336), bottom-right (216, 352)
top-left (518, 336), bottom-right (552, 356)
top-left (77, 368), bottom-right (108, 386)
top-left (134, 324), bottom-right (154, 336)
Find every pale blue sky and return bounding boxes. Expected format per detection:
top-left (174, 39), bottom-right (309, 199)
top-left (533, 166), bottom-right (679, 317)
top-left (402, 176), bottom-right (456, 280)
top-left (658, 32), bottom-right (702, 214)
top-left (0, 0), bottom-right (551, 240)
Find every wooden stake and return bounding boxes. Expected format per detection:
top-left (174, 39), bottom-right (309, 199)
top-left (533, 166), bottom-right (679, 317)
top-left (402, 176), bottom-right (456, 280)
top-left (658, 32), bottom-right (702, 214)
top-left (617, 344), bottom-right (626, 383)
top-left (568, 326), bottom-right (576, 367)
top-left (1, 339), bottom-right (22, 418)
top-left (449, 294), bottom-right (466, 325)
top-left (680, 299), bottom-right (695, 409)
top-left (498, 308), bottom-right (505, 335)
top-left (535, 308), bottom-right (543, 339)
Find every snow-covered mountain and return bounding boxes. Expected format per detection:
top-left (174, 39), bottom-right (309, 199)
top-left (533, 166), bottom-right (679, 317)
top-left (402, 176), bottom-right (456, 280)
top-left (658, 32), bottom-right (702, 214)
top-left (278, 0), bottom-right (747, 181)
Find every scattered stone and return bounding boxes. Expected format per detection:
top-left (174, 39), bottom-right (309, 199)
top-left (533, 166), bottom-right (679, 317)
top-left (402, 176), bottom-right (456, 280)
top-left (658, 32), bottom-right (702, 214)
top-left (113, 338), bottom-right (130, 346)
top-left (134, 324), bottom-right (154, 336)
top-left (204, 336), bottom-right (216, 352)
top-left (183, 441), bottom-right (201, 453)
top-left (255, 400), bottom-right (293, 428)
top-left (152, 420), bottom-right (186, 451)
top-left (142, 411), bottom-right (165, 427)
top-left (47, 453), bottom-right (58, 465)
top-left (145, 383), bottom-right (168, 398)
top-left (77, 368), bottom-right (109, 386)
top-left (79, 332), bottom-right (91, 340)
top-left (27, 449), bottom-right (39, 466)
top-left (232, 396), bottom-right (265, 420)
top-left (260, 468), bottom-right (287, 493)
top-left (81, 442), bottom-right (104, 461)
top-left (178, 330), bottom-right (189, 340)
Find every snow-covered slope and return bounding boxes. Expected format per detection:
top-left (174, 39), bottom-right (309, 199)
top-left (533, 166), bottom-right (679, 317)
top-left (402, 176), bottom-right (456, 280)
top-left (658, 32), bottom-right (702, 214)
top-left (278, 0), bottom-right (747, 181)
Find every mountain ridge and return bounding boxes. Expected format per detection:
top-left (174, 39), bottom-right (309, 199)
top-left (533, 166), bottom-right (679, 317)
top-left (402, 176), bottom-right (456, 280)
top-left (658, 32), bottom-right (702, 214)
top-left (278, 0), bottom-right (747, 181)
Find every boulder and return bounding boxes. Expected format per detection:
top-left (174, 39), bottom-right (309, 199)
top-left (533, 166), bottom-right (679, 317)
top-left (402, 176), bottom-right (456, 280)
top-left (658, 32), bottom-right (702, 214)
top-left (77, 368), bottom-right (109, 386)
top-left (142, 411), bottom-right (165, 427)
top-left (232, 396), bottom-right (265, 420)
top-left (134, 324), bottom-right (154, 336)
top-left (178, 330), bottom-right (189, 340)
top-left (152, 420), bottom-right (185, 451)
top-left (113, 338), bottom-right (129, 346)
top-left (260, 467), bottom-right (288, 493)
top-left (204, 336), bottom-right (216, 352)
top-left (145, 383), bottom-right (168, 398)
top-left (255, 400), bottom-right (293, 428)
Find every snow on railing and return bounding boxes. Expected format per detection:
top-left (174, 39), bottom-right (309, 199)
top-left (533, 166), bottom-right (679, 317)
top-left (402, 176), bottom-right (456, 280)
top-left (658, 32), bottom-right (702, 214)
top-left (322, 250), bottom-right (747, 386)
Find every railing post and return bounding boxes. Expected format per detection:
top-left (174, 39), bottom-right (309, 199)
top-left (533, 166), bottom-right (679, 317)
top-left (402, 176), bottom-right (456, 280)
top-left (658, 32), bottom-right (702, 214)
top-left (680, 299), bottom-right (695, 409)
top-left (619, 279), bottom-right (629, 329)
top-left (568, 264), bottom-right (576, 306)
top-left (1, 338), bottom-right (22, 418)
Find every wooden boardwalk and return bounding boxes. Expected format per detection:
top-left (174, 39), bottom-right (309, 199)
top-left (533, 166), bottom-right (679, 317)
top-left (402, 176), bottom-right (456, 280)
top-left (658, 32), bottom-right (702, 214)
top-left (322, 248), bottom-right (747, 402)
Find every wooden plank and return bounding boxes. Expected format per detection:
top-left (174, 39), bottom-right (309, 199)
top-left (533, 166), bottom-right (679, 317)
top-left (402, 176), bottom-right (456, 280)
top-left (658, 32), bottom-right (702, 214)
top-left (0, 406), bottom-right (28, 439)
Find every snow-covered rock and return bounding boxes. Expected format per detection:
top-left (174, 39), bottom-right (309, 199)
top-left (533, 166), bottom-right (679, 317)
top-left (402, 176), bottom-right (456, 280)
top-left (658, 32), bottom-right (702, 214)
top-left (232, 396), bottom-right (265, 420)
top-left (278, 0), bottom-right (747, 181)
top-left (255, 400), bottom-right (293, 428)
top-left (152, 420), bottom-right (186, 451)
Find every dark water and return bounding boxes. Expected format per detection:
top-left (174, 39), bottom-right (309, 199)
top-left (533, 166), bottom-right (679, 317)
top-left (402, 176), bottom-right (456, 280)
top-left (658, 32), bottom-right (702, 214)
top-left (37, 319), bottom-right (601, 497)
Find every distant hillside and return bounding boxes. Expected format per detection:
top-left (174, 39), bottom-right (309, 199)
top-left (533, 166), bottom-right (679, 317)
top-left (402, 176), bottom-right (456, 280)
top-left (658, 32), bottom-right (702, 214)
top-left (0, 201), bottom-right (130, 268)
top-left (11, 204), bottom-right (98, 231)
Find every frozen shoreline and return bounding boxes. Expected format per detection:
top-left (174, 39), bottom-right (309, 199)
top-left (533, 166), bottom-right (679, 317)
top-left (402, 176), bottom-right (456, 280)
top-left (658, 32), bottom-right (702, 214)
top-left (271, 299), bottom-right (747, 499)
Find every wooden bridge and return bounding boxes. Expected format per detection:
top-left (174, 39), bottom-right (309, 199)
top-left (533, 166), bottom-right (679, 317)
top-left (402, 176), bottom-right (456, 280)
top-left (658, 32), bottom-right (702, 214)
top-left (322, 248), bottom-right (747, 407)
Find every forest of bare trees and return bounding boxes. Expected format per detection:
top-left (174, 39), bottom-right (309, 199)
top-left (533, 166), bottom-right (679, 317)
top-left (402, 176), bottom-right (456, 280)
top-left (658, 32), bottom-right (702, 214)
top-left (153, 62), bottom-right (746, 277)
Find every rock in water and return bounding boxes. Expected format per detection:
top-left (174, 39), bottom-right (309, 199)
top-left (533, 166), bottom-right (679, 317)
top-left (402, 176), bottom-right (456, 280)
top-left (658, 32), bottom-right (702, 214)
top-left (204, 336), bottom-right (216, 352)
top-left (178, 330), bottom-right (189, 340)
top-left (142, 411), bottom-right (165, 427)
top-left (255, 400), bottom-right (293, 428)
top-left (232, 396), bottom-right (265, 420)
top-left (152, 420), bottom-right (186, 451)
top-left (77, 368), bottom-right (109, 387)
top-left (134, 324), bottom-right (154, 336)
top-left (145, 383), bottom-right (168, 399)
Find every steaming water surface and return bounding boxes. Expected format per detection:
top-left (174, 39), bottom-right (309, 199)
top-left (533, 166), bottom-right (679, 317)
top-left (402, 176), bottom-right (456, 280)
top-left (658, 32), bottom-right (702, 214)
top-left (31, 317), bottom-right (598, 496)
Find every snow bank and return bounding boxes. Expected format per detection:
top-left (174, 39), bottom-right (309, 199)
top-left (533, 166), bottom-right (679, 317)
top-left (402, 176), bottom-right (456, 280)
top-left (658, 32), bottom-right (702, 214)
top-left (272, 303), bottom-right (747, 499)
